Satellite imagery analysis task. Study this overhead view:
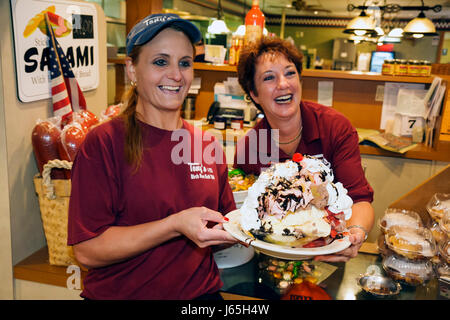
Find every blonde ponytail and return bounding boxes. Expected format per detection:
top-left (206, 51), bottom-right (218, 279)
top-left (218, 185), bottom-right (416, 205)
top-left (121, 84), bottom-right (143, 172)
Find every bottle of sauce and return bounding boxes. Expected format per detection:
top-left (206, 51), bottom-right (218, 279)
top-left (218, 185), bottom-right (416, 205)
top-left (244, 0), bottom-right (265, 46)
top-left (229, 36), bottom-right (239, 66)
top-left (236, 36), bottom-right (244, 64)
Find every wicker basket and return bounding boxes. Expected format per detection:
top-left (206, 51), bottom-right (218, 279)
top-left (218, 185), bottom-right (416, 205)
top-left (34, 159), bottom-right (77, 266)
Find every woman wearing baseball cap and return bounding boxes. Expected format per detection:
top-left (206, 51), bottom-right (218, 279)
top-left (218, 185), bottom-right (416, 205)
top-left (67, 14), bottom-right (237, 300)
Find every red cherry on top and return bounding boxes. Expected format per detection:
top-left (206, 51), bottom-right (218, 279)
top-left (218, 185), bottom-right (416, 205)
top-left (292, 153), bottom-right (303, 162)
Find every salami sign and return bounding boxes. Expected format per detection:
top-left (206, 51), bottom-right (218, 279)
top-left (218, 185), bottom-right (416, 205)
top-left (10, 0), bottom-right (99, 102)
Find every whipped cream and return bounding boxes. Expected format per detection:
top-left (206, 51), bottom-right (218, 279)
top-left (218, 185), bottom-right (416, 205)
top-left (273, 161), bottom-right (299, 180)
top-left (326, 182), bottom-right (353, 220)
top-left (300, 155), bottom-right (334, 183)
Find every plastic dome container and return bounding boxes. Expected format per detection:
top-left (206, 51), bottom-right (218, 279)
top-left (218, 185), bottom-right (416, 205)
top-left (382, 254), bottom-right (434, 286)
top-left (384, 225), bottom-right (436, 260)
top-left (430, 222), bottom-right (447, 244)
top-left (439, 211), bottom-right (450, 237)
top-left (426, 193), bottom-right (450, 223)
top-left (438, 238), bottom-right (450, 264)
top-left (436, 261), bottom-right (450, 281)
top-left (377, 233), bottom-right (395, 257)
top-left (379, 208), bottom-right (422, 234)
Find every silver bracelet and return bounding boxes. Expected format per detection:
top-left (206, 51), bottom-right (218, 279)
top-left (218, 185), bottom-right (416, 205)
top-left (347, 225), bottom-right (368, 241)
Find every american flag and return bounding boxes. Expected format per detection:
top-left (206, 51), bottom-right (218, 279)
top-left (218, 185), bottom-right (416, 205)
top-left (44, 13), bottom-right (86, 120)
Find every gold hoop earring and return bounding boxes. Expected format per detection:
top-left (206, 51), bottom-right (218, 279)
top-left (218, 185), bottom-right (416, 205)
top-left (130, 80), bottom-right (137, 87)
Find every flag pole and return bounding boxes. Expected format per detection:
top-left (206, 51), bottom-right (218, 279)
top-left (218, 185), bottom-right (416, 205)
top-left (44, 12), bottom-right (74, 118)
top-left (44, 13), bottom-right (64, 81)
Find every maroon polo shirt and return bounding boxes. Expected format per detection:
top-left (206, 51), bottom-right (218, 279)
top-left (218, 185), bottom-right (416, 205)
top-left (234, 100), bottom-right (373, 204)
top-left (68, 117), bottom-right (236, 299)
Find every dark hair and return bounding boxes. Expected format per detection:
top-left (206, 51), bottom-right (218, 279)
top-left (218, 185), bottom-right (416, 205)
top-left (121, 25), bottom-right (196, 172)
top-left (237, 37), bottom-right (303, 111)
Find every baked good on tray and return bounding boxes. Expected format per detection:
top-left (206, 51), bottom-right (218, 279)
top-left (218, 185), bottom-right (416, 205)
top-left (382, 254), bottom-right (434, 286)
top-left (385, 225), bottom-right (436, 260)
top-left (379, 208), bottom-right (422, 234)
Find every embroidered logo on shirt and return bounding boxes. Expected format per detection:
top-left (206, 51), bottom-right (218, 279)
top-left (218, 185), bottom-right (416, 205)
top-left (188, 162), bottom-right (215, 181)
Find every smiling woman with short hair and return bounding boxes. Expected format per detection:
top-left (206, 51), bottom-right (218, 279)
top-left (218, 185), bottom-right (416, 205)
top-left (235, 37), bottom-right (375, 263)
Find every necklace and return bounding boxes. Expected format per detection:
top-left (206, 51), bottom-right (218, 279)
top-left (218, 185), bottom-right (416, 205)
top-left (278, 126), bottom-right (303, 145)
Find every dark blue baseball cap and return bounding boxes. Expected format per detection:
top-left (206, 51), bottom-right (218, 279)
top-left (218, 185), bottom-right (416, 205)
top-left (126, 13), bottom-right (202, 55)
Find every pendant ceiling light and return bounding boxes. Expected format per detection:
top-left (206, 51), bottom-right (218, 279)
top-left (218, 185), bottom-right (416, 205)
top-left (343, 10), bottom-right (376, 36)
top-left (403, 11), bottom-right (437, 38)
top-left (345, 1), bottom-right (441, 40)
top-left (208, 0), bottom-right (230, 34)
top-left (208, 19), bottom-right (230, 34)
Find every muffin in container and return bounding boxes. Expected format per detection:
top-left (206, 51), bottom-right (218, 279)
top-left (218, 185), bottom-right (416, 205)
top-left (382, 254), bottom-right (434, 286)
top-left (385, 225), bottom-right (436, 260)
top-left (426, 193), bottom-right (450, 223)
top-left (379, 208), bottom-right (422, 234)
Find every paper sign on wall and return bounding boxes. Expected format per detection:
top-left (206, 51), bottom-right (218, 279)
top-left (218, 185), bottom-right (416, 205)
top-left (380, 82), bottom-right (425, 129)
top-left (10, 0), bottom-right (99, 103)
top-left (318, 81), bottom-right (333, 107)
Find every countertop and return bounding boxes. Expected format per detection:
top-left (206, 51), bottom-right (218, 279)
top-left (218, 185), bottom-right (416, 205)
top-left (219, 250), bottom-right (442, 300)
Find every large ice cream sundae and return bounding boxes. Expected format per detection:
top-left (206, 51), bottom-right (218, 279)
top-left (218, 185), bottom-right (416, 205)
top-left (240, 153), bottom-right (353, 248)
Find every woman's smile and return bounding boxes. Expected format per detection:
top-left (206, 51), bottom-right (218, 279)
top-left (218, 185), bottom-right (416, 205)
top-left (158, 85), bottom-right (182, 93)
top-left (250, 52), bottom-right (302, 120)
top-left (274, 93), bottom-right (293, 104)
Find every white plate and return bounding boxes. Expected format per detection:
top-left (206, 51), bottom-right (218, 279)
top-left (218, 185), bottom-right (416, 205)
top-left (223, 209), bottom-right (351, 260)
top-left (213, 244), bottom-right (255, 269)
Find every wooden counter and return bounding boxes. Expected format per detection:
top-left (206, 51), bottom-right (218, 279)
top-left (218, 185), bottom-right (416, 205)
top-left (193, 64), bottom-right (437, 84)
top-left (301, 69), bottom-right (436, 84)
top-left (14, 246), bottom-right (87, 289)
top-left (358, 141), bottom-right (450, 162)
